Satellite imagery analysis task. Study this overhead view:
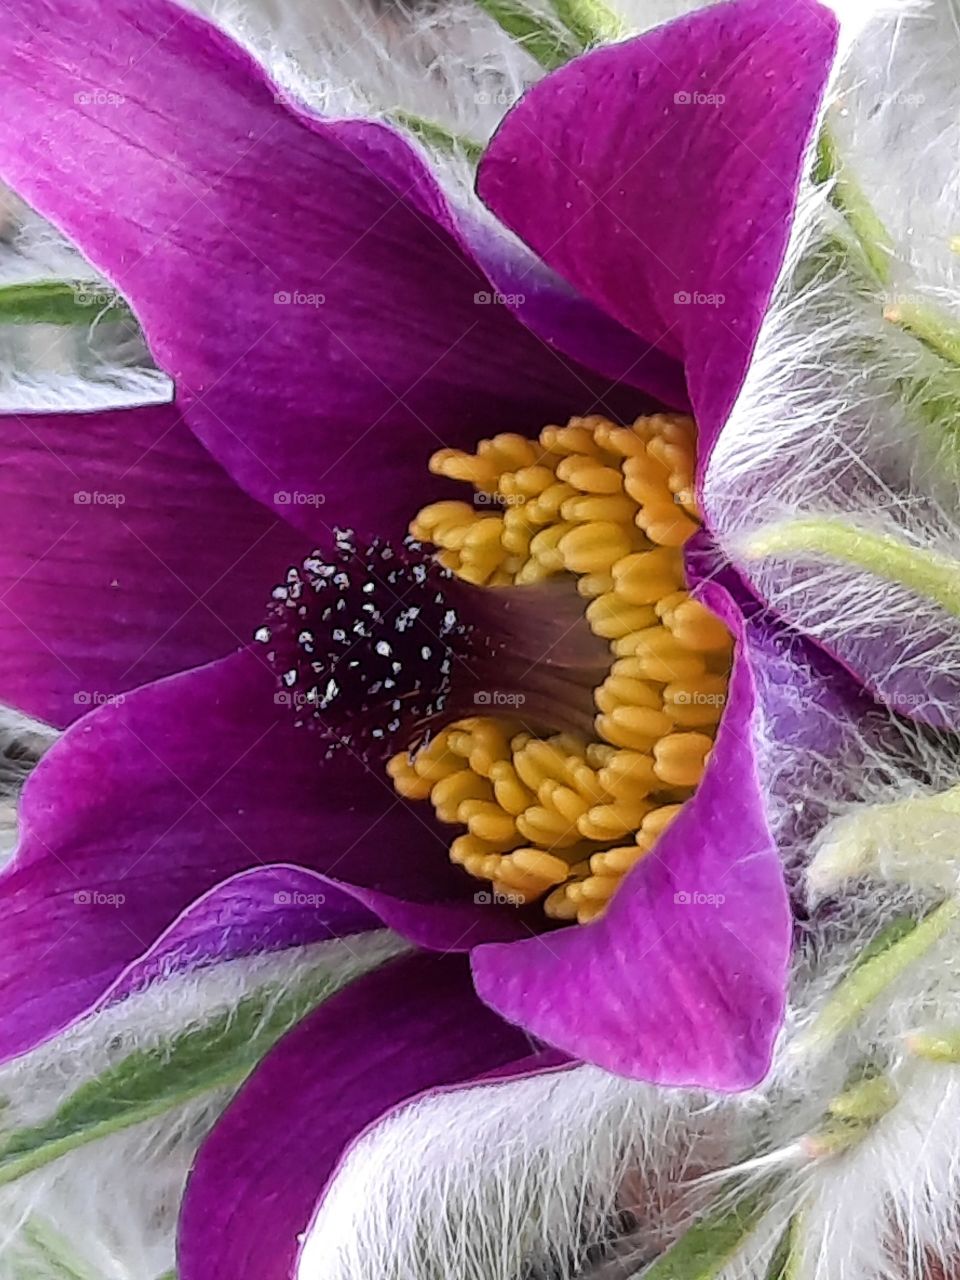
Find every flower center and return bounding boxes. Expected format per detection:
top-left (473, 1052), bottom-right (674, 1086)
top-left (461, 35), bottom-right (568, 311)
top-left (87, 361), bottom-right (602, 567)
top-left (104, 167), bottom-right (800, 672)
top-left (385, 414), bottom-right (732, 925)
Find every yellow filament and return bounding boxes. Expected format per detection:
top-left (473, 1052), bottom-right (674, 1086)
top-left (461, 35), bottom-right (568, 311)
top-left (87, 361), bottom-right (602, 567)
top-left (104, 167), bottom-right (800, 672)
top-left (390, 414), bottom-right (731, 925)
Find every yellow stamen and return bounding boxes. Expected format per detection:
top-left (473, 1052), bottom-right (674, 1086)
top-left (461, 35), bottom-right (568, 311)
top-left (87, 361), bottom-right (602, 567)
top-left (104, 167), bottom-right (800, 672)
top-left (388, 414), bottom-right (731, 924)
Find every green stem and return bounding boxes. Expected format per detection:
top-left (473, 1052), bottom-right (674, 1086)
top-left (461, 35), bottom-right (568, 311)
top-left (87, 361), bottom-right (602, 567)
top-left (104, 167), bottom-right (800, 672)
top-left (884, 299), bottom-right (960, 367)
top-left (19, 1217), bottom-right (101, 1280)
top-left (472, 0), bottom-right (582, 69)
top-left (741, 518), bottom-right (960, 619)
top-left (799, 900), bottom-right (960, 1053)
top-left (545, 0), bottom-right (622, 47)
top-left (390, 112), bottom-right (484, 163)
top-left (0, 279), bottom-right (133, 325)
top-left (815, 129), bottom-right (894, 285)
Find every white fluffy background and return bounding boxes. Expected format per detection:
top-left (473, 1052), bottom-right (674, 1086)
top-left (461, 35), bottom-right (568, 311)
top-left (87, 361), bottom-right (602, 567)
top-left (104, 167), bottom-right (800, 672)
top-left (3, 0), bottom-right (960, 1279)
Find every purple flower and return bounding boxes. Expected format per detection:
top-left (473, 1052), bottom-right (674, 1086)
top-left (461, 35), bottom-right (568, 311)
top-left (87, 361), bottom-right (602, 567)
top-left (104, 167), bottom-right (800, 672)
top-left (0, 0), bottom-right (851, 1272)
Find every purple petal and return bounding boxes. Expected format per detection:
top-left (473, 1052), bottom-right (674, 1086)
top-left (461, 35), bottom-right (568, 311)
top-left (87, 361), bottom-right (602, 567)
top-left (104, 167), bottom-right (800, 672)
top-left (471, 583), bottom-right (790, 1090)
top-left (0, 403), bottom-right (305, 728)
top-left (179, 952), bottom-right (562, 1280)
top-left (0, 647), bottom-right (530, 1062)
top-left (476, 0), bottom-right (837, 473)
top-left (0, 0), bottom-right (648, 543)
top-left (106, 866), bottom-right (378, 1005)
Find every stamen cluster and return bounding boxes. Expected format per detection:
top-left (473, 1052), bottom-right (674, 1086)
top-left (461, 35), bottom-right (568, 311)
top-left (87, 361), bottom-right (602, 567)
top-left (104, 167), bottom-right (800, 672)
top-left (389, 415), bottom-right (732, 925)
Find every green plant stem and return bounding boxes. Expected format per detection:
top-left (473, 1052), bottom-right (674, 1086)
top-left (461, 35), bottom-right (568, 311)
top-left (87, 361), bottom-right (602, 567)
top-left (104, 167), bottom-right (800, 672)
top-left (472, 0), bottom-right (582, 69)
top-left (884, 299), bottom-right (960, 366)
top-left (390, 112), bottom-right (484, 162)
top-left (814, 128), bottom-right (894, 285)
top-left (0, 279), bottom-right (132, 324)
top-left (545, 0), bottom-right (622, 47)
top-left (799, 900), bottom-right (960, 1053)
top-left (742, 518), bottom-right (960, 619)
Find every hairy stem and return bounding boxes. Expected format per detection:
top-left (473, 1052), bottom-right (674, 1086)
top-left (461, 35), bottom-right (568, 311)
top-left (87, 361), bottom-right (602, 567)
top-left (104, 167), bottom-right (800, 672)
top-left (742, 518), bottom-right (960, 619)
top-left (471, 0), bottom-right (582, 69)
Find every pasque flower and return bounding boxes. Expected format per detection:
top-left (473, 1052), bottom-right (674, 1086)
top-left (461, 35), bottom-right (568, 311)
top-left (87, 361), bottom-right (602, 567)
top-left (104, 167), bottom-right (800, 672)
top-left (0, 0), bottom-right (851, 1273)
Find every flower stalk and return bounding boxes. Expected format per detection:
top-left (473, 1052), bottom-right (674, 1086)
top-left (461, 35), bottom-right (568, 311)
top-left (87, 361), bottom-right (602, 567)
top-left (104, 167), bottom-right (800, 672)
top-left (741, 519), bottom-right (960, 619)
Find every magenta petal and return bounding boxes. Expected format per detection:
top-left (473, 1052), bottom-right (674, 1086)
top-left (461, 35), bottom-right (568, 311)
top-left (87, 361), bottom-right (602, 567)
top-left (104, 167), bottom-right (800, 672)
top-left (0, 1), bottom-right (643, 543)
top-left (179, 953), bottom-right (558, 1280)
top-left (477, 0), bottom-right (837, 472)
top-left (0, 403), bottom-right (305, 729)
top-left (106, 866), bottom-right (378, 1006)
top-left (0, 647), bottom-right (529, 1062)
top-left (472, 584), bottom-right (790, 1090)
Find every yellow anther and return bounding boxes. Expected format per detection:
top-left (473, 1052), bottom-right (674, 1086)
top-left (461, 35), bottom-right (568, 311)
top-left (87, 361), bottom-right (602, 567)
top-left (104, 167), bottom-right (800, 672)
top-left (430, 769), bottom-right (492, 823)
top-left (576, 901), bottom-right (608, 925)
top-left (386, 752), bottom-right (434, 800)
top-left (503, 848), bottom-right (571, 888)
top-left (636, 504), bottom-right (700, 548)
top-left (612, 548), bottom-right (684, 605)
top-left (429, 448), bottom-right (500, 491)
top-left (579, 875), bottom-right (621, 902)
top-left (500, 464), bottom-right (556, 499)
top-left (543, 885), bottom-right (581, 920)
top-left (663, 676), bottom-right (727, 728)
top-left (561, 493), bottom-right (638, 524)
top-left (653, 733), bottom-right (713, 788)
top-left (596, 706), bottom-right (675, 752)
top-left (585, 594), bottom-right (658, 640)
top-left (537, 780), bottom-right (590, 826)
top-left (577, 572), bottom-right (616, 599)
top-left (397, 412), bottom-right (727, 926)
top-left (640, 804), bottom-right (684, 840)
top-left (540, 423), bottom-right (607, 457)
top-left (458, 799), bottom-right (518, 844)
top-left (558, 522), bottom-right (633, 574)
top-left (578, 799), bottom-right (654, 842)
top-left (530, 522), bottom-right (579, 571)
top-left (590, 844), bottom-right (649, 876)
top-left (533, 481), bottom-right (577, 518)
top-left (614, 625), bottom-right (707, 679)
top-left (409, 500), bottom-right (477, 540)
top-left (663, 599), bottom-right (733, 653)
top-left (516, 807), bottom-right (582, 848)
top-left (556, 455), bottom-right (624, 495)
top-left (479, 432), bottom-right (540, 470)
top-left (597, 750), bottom-right (657, 797)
